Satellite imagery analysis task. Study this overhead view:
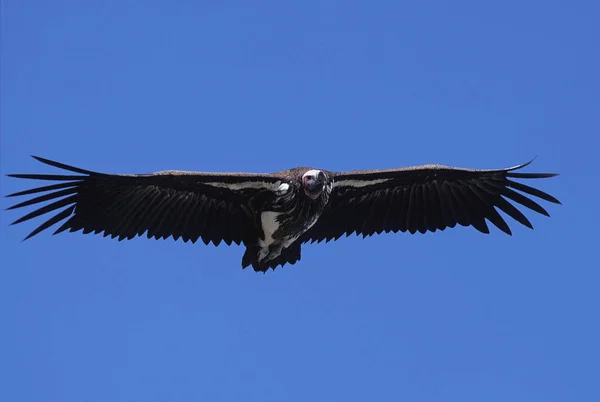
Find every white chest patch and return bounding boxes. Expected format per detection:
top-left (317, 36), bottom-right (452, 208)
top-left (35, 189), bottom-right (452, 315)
top-left (260, 211), bottom-right (281, 247)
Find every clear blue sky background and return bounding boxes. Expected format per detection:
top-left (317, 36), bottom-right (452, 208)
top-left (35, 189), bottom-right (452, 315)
top-left (1, 1), bottom-right (598, 401)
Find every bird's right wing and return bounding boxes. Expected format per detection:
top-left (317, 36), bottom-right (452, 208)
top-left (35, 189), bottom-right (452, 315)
top-left (302, 160), bottom-right (560, 243)
top-left (6, 156), bottom-right (285, 246)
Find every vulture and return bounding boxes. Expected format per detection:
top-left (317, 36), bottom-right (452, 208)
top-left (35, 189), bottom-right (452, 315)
top-left (6, 156), bottom-right (560, 272)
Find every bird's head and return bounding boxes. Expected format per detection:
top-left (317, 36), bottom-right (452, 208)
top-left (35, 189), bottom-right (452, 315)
top-left (302, 169), bottom-right (328, 200)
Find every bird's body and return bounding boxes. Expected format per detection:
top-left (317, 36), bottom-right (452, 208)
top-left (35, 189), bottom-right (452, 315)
top-left (6, 156), bottom-right (560, 272)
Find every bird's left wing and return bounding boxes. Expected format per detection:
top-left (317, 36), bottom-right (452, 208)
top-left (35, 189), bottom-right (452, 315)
top-left (6, 156), bottom-right (284, 246)
top-left (302, 160), bottom-right (560, 243)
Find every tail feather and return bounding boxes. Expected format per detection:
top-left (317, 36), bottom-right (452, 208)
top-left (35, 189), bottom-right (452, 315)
top-left (241, 243), bottom-right (302, 272)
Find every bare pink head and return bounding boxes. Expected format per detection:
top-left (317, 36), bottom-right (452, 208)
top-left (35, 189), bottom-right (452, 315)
top-left (302, 169), bottom-right (326, 200)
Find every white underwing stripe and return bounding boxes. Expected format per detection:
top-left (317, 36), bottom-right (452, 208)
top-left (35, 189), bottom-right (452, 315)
top-left (205, 180), bottom-right (283, 192)
top-left (333, 178), bottom-right (393, 188)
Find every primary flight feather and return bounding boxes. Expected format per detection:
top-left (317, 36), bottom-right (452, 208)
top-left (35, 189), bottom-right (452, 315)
top-left (6, 156), bottom-right (560, 272)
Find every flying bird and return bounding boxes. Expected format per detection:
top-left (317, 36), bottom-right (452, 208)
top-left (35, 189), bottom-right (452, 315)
top-left (6, 156), bottom-right (560, 272)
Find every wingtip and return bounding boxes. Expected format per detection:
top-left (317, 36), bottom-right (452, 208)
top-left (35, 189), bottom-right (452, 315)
top-left (31, 155), bottom-right (56, 166)
top-left (27, 155), bottom-right (96, 175)
top-left (31, 155), bottom-right (50, 164)
top-left (506, 158), bottom-right (535, 172)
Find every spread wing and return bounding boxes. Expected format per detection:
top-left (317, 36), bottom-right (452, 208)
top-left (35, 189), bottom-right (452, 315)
top-left (303, 160), bottom-right (560, 243)
top-left (6, 156), bottom-right (284, 246)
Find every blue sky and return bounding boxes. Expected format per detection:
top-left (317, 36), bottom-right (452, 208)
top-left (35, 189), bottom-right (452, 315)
top-left (1, 1), bottom-right (598, 401)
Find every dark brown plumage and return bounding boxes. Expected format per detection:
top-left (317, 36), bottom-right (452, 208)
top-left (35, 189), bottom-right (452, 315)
top-left (6, 156), bottom-right (560, 271)
top-left (302, 160), bottom-right (560, 243)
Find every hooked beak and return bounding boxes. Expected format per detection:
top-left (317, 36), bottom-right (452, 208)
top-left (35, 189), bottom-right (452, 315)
top-left (303, 171), bottom-right (326, 199)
